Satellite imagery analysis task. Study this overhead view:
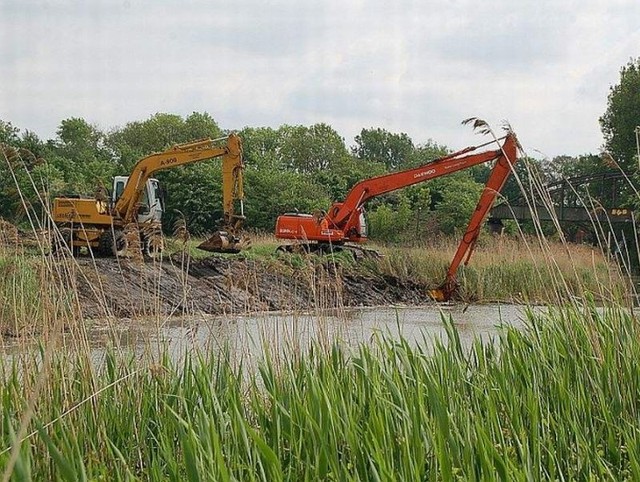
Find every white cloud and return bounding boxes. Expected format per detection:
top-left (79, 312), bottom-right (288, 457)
top-left (1, 0), bottom-right (639, 157)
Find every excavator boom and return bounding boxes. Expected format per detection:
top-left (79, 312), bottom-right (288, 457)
top-left (116, 134), bottom-right (243, 225)
top-left (198, 135), bottom-right (247, 253)
top-left (327, 137), bottom-right (513, 234)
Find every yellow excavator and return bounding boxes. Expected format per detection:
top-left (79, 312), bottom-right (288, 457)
top-left (51, 133), bottom-right (247, 258)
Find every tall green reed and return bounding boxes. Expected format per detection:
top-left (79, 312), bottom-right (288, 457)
top-left (3, 302), bottom-right (640, 480)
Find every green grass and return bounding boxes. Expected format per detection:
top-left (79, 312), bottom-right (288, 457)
top-left (0, 251), bottom-right (75, 336)
top-left (2, 302), bottom-right (640, 480)
top-left (372, 235), bottom-right (624, 303)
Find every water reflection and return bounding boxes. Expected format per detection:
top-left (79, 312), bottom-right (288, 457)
top-left (148, 304), bottom-right (534, 365)
top-left (2, 304), bottom-right (537, 365)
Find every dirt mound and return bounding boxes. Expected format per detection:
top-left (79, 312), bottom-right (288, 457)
top-left (73, 255), bottom-right (432, 319)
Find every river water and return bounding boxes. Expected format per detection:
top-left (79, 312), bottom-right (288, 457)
top-left (124, 303), bottom-right (536, 365)
top-left (2, 304), bottom-right (537, 364)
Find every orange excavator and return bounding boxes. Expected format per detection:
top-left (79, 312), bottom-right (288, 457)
top-left (275, 130), bottom-right (520, 301)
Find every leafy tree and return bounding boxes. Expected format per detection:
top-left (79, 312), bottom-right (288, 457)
top-left (0, 125), bottom-right (57, 223)
top-left (107, 113), bottom-right (222, 171)
top-left (403, 185), bottom-right (431, 213)
top-left (547, 153), bottom-right (621, 206)
top-left (42, 118), bottom-right (117, 195)
top-left (429, 171), bottom-right (484, 234)
top-left (56, 118), bottom-right (102, 155)
top-left (244, 168), bottom-right (331, 231)
top-left (367, 198), bottom-right (413, 243)
top-left (19, 130), bottom-right (47, 159)
top-left (356, 136), bottom-right (446, 243)
top-left (0, 120), bottom-right (20, 145)
top-left (400, 139), bottom-right (448, 169)
top-left (239, 126), bottom-right (284, 170)
top-left (497, 156), bottom-right (552, 204)
top-left (0, 143), bottom-right (60, 222)
top-left (241, 125), bottom-right (338, 231)
top-left (184, 112), bottom-right (224, 140)
top-left (550, 154), bottom-right (599, 180)
top-left (600, 58), bottom-right (640, 171)
top-left (312, 156), bottom-right (387, 203)
top-left (278, 123), bottom-right (349, 173)
top-left (160, 163), bottom-right (223, 236)
top-left (0, 144), bottom-right (26, 220)
top-left (353, 128), bottom-right (414, 170)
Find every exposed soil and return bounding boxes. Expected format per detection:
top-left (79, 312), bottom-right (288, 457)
top-left (73, 254), bottom-right (433, 320)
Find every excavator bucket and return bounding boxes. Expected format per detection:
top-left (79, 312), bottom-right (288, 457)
top-left (197, 231), bottom-right (250, 254)
top-left (427, 287), bottom-right (448, 303)
top-left (428, 277), bottom-right (459, 302)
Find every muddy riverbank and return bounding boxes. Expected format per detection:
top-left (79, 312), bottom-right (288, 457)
top-left (73, 254), bottom-right (432, 320)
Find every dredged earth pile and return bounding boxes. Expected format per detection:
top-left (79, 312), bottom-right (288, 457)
top-left (74, 255), bottom-right (431, 319)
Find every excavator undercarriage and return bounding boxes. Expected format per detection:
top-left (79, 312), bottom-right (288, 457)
top-left (275, 241), bottom-right (381, 260)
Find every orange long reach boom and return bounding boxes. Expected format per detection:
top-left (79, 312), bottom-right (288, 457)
top-left (275, 131), bottom-right (520, 301)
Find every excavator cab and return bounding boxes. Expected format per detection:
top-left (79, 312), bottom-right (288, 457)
top-left (112, 176), bottom-right (163, 223)
top-left (112, 175), bottom-right (245, 254)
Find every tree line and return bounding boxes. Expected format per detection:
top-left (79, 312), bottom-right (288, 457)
top-left (1, 58), bottom-right (638, 243)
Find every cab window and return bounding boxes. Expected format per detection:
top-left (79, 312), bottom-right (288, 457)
top-left (152, 180), bottom-right (164, 211)
top-left (114, 180), bottom-right (125, 202)
top-left (139, 186), bottom-right (150, 214)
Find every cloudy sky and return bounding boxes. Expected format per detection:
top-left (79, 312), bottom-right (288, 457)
top-left (1, 0), bottom-right (638, 158)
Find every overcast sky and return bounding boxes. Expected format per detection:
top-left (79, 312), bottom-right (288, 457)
top-left (1, 0), bottom-right (638, 158)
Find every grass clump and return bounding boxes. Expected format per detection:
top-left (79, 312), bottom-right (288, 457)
top-left (0, 248), bottom-right (76, 337)
top-left (374, 235), bottom-right (623, 303)
top-left (3, 302), bottom-right (640, 479)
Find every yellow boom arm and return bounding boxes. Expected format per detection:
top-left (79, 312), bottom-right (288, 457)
top-left (115, 133), bottom-right (244, 224)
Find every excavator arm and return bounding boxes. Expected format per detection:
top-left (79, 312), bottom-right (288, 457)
top-left (429, 133), bottom-right (519, 301)
top-left (327, 133), bottom-right (519, 240)
top-left (115, 133), bottom-right (244, 225)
